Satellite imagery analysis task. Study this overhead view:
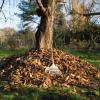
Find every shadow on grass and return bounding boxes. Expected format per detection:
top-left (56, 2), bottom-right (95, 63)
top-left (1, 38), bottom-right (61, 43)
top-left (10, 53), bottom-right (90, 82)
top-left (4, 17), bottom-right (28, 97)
top-left (0, 85), bottom-right (86, 100)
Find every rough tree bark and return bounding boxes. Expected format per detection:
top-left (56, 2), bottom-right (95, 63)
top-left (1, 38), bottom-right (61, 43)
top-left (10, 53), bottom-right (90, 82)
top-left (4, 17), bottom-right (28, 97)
top-left (35, 0), bottom-right (56, 50)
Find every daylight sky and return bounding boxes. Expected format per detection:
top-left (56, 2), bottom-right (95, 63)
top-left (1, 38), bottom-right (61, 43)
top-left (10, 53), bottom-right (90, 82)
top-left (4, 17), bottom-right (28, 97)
top-left (0, 0), bottom-right (22, 30)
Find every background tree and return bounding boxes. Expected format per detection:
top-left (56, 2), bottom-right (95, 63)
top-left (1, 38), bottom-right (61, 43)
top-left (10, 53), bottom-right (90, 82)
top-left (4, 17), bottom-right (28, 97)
top-left (64, 0), bottom-right (100, 49)
top-left (54, 4), bottom-right (68, 47)
top-left (19, 0), bottom-right (66, 50)
top-left (0, 0), bottom-right (100, 50)
top-left (18, 0), bottom-right (38, 28)
top-left (19, 27), bottom-right (35, 48)
top-left (0, 27), bottom-right (16, 48)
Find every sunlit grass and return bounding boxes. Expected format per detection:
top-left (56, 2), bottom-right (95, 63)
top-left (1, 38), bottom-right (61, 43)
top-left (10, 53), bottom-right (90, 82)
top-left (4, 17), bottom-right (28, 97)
top-left (0, 48), bottom-right (28, 58)
top-left (63, 47), bottom-right (100, 67)
top-left (0, 47), bottom-right (100, 67)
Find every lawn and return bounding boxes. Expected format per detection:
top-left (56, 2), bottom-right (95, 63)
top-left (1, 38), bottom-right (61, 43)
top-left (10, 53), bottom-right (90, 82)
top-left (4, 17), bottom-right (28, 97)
top-left (62, 48), bottom-right (100, 67)
top-left (0, 83), bottom-right (99, 100)
top-left (0, 48), bottom-right (100, 67)
top-left (0, 48), bottom-right (28, 59)
top-left (0, 85), bottom-right (82, 100)
top-left (0, 48), bottom-right (100, 100)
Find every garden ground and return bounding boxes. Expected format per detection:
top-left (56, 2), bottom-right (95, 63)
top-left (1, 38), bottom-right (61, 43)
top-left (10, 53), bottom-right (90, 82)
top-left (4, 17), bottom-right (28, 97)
top-left (0, 48), bottom-right (100, 100)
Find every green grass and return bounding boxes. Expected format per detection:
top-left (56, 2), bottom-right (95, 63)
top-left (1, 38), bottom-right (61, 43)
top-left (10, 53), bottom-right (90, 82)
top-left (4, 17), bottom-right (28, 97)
top-left (0, 83), bottom-right (99, 100)
top-left (62, 47), bottom-right (100, 67)
top-left (0, 48), bottom-right (100, 100)
top-left (0, 84), bottom-right (88, 100)
top-left (0, 48), bottom-right (100, 67)
top-left (0, 47), bottom-right (100, 67)
top-left (0, 48), bottom-right (28, 58)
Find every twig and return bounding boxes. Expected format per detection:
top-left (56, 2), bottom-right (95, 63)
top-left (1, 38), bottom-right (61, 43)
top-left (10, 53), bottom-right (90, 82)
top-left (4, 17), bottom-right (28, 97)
top-left (1, 10), bottom-right (7, 22)
top-left (36, 0), bottom-right (46, 13)
top-left (0, 0), bottom-right (5, 12)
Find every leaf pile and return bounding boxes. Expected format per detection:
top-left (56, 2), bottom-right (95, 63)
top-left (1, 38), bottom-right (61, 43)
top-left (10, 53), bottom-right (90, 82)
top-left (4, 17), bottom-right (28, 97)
top-left (0, 48), bottom-right (100, 88)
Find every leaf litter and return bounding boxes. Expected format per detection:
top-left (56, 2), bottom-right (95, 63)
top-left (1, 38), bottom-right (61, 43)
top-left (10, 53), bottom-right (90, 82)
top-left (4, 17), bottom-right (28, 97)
top-left (0, 48), bottom-right (100, 89)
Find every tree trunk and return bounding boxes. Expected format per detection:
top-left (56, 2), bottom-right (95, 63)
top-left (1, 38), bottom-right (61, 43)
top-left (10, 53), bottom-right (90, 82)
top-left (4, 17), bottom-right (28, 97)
top-left (35, 0), bottom-right (55, 50)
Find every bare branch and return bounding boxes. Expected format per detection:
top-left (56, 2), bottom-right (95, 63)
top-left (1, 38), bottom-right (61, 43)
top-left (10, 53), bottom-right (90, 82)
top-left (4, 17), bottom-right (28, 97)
top-left (32, 20), bottom-right (39, 24)
top-left (1, 10), bottom-right (7, 21)
top-left (0, 0), bottom-right (6, 21)
top-left (36, 0), bottom-right (46, 13)
top-left (83, 12), bottom-right (100, 16)
top-left (0, 0), bottom-right (5, 12)
top-left (70, 10), bottom-right (100, 17)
